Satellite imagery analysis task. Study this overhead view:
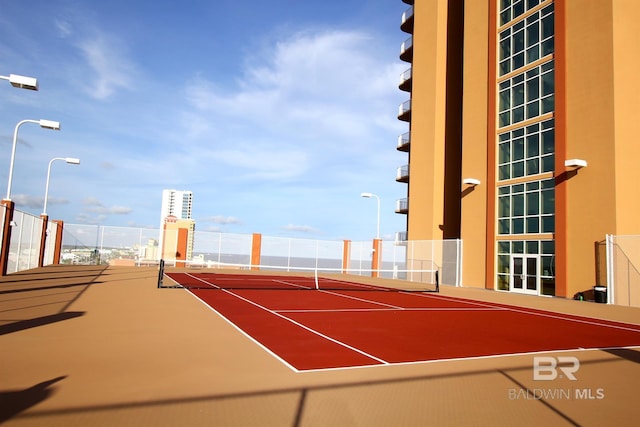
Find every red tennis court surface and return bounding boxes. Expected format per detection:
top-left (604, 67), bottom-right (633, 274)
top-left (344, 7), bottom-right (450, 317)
top-left (167, 272), bottom-right (640, 372)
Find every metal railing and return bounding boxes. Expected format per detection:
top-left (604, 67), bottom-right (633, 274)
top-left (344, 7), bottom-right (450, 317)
top-left (59, 224), bottom-right (462, 286)
top-left (399, 68), bottom-right (412, 86)
top-left (396, 165), bottom-right (409, 181)
top-left (0, 213), bottom-right (462, 288)
top-left (397, 132), bottom-right (410, 150)
top-left (400, 36), bottom-right (413, 55)
top-left (0, 205), bottom-right (61, 274)
top-left (398, 100), bottom-right (411, 118)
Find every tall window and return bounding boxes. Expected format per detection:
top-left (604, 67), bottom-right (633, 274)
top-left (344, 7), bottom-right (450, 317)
top-left (495, 0), bottom-right (555, 295)
top-left (498, 62), bottom-right (554, 128)
top-left (497, 178), bottom-right (555, 235)
top-left (499, 2), bottom-right (554, 76)
top-left (498, 118), bottom-right (554, 180)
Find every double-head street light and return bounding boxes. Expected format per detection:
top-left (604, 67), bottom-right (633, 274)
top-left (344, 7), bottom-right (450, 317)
top-left (43, 157), bottom-right (80, 216)
top-left (360, 192), bottom-right (381, 239)
top-left (6, 119), bottom-right (61, 201)
top-left (0, 73), bottom-right (38, 91)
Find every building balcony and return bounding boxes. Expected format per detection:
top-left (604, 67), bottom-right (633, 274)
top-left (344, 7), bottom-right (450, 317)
top-left (398, 100), bottom-right (411, 122)
top-left (397, 132), bottom-right (410, 152)
top-left (396, 165), bottom-right (409, 183)
top-left (401, 6), bottom-right (414, 33)
top-left (395, 231), bottom-right (408, 244)
top-left (396, 198), bottom-right (408, 214)
top-left (399, 67), bottom-right (412, 92)
top-left (400, 36), bottom-right (413, 62)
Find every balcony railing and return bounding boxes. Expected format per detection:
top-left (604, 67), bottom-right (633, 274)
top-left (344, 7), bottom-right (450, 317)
top-left (401, 6), bottom-right (414, 33)
top-left (399, 67), bottom-right (412, 91)
top-left (396, 198), bottom-right (409, 214)
top-left (396, 165), bottom-right (409, 182)
top-left (398, 100), bottom-right (411, 121)
top-left (397, 132), bottom-right (410, 151)
top-left (395, 231), bottom-right (408, 243)
top-left (400, 36), bottom-right (413, 62)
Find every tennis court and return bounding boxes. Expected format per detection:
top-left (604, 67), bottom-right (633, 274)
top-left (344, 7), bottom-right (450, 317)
top-left (163, 271), bottom-right (640, 372)
top-left (4, 265), bottom-right (640, 426)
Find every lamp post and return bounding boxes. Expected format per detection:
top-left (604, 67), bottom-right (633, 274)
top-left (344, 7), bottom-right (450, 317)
top-left (5, 119), bottom-right (61, 201)
top-left (360, 192), bottom-right (381, 239)
top-left (0, 73), bottom-right (38, 91)
top-left (43, 157), bottom-right (80, 216)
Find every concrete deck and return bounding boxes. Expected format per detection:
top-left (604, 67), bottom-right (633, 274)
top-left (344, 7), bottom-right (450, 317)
top-left (1, 265), bottom-right (639, 426)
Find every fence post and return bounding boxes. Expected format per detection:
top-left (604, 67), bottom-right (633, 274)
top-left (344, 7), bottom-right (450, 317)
top-left (605, 234), bottom-right (614, 305)
top-left (457, 239), bottom-right (463, 287)
top-left (0, 200), bottom-right (15, 276)
top-left (38, 214), bottom-right (49, 267)
top-left (52, 220), bottom-right (64, 264)
top-left (251, 233), bottom-right (262, 270)
top-left (342, 240), bottom-right (351, 274)
top-left (371, 238), bottom-right (382, 277)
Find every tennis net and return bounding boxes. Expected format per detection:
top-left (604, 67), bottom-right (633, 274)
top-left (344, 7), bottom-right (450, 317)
top-left (157, 260), bottom-right (439, 292)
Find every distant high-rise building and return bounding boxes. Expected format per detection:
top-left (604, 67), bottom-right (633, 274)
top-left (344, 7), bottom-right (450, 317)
top-left (158, 190), bottom-right (193, 260)
top-left (160, 189), bottom-right (193, 225)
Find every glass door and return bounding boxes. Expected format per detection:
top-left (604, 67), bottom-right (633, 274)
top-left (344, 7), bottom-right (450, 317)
top-left (510, 255), bottom-right (539, 295)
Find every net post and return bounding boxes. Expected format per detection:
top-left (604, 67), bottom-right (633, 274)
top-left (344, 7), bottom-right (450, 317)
top-left (435, 269), bottom-right (439, 293)
top-left (314, 267), bottom-right (320, 290)
top-left (157, 259), bottom-right (165, 288)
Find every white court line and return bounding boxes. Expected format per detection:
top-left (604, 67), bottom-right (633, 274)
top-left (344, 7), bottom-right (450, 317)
top-left (185, 272), bottom-right (222, 288)
top-left (182, 288), bottom-right (300, 372)
top-left (275, 307), bottom-right (506, 314)
top-left (410, 292), bottom-right (640, 333)
top-left (297, 345), bottom-right (640, 373)
top-left (219, 288), bottom-right (390, 365)
top-left (319, 290), bottom-right (405, 309)
top-left (188, 273), bottom-right (315, 290)
top-left (182, 275), bottom-right (390, 368)
top-left (272, 279), bottom-right (314, 289)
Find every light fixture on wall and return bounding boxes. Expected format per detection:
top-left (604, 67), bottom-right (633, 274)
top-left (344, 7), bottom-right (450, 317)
top-left (462, 178), bottom-right (481, 186)
top-left (564, 159), bottom-right (587, 169)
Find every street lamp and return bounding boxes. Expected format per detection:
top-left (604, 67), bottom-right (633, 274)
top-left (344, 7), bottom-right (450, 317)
top-left (5, 119), bottom-right (61, 201)
top-left (0, 73), bottom-right (38, 91)
top-left (43, 157), bottom-right (80, 216)
top-left (360, 192), bottom-right (381, 239)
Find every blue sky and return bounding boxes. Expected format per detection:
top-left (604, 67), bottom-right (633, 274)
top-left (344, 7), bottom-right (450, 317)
top-left (0, 0), bottom-right (409, 241)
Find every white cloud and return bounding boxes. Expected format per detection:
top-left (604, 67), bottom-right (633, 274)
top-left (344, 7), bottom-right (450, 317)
top-left (75, 212), bottom-right (108, 225)
top-left (77, 32), bottom-right (137, 99)
top-left (12, 194), bottom-right (70, 210)
top-left (207, 143), bottom-right (309, 181)
top-left (178, 28), bottom-right (405, 188)
top-left (82, 197), bottom-right (132, 215)
top-left (55, 19), bottom-right (72, 38)
top-left (203, 215), bottom-right (243, 225)
top-left (281, 224), bottom-right (320, 234)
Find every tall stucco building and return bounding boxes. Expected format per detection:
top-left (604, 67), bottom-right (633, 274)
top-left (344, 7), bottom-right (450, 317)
top-left (158, 189), bottom-right (194, 261)
top-left (161, 216), bottom-right (196, 264)
top-left (396, 0), bottom-right (639, 298)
